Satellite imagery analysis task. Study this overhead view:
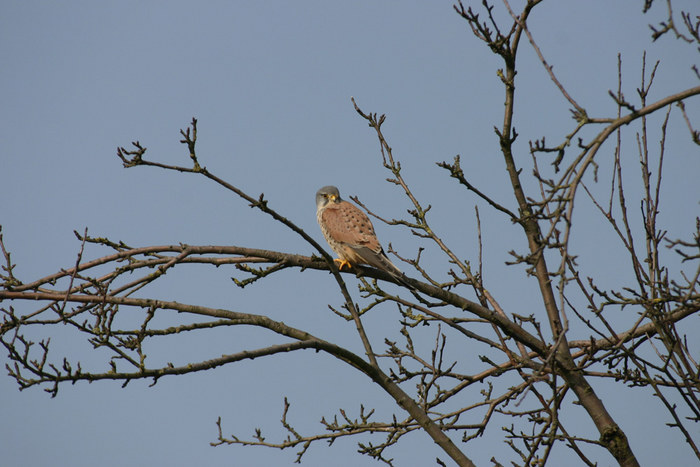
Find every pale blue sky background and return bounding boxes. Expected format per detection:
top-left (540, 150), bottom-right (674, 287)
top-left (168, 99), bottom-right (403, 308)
top-left (1, 1), bottom-right (698, 466)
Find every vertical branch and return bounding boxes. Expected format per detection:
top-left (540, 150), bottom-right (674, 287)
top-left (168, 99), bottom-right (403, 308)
top-left (458, 2), bottom-right (641, 465)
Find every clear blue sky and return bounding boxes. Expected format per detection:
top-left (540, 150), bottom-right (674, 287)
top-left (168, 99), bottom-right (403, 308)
top-left (1, 1), bottom-right (698, 466)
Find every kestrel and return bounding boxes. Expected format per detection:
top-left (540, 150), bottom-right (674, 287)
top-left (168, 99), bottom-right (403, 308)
top-left (316, 185), bottom-right (411, 287)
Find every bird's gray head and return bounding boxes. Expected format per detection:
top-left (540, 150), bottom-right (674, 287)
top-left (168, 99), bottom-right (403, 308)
top-left (316, 185), bottom-right (341, 210)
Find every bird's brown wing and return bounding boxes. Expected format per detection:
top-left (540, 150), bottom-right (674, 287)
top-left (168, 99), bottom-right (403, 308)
top-left (320, 201), bottom-right (381, 252)
top-left (321, 200), bottom-right (413, 288)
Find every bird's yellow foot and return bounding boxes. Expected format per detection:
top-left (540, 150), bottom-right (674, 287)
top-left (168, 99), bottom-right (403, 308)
top-left (334, 258), bottom-right (352, 270)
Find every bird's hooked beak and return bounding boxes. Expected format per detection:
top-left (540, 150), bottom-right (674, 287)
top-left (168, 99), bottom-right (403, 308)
top-left (328, 194), bottom-right (338, 203)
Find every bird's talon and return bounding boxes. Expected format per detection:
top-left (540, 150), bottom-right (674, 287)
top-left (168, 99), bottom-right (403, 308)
top-left (334, 258), bottom-right (351, 270)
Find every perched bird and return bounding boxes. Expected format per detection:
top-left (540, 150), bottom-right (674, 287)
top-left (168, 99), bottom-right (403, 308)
top-left (315, 185), bottom-right (412, 288)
